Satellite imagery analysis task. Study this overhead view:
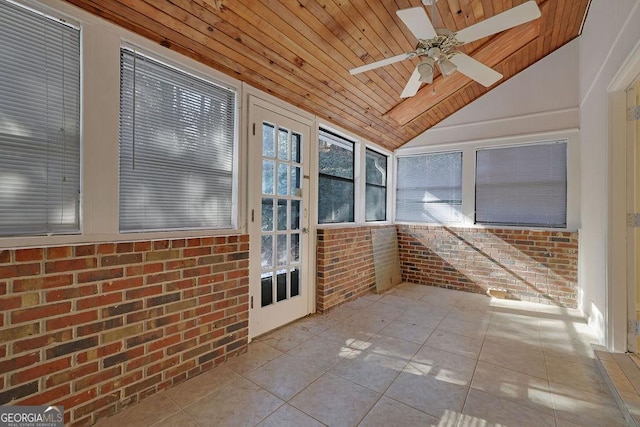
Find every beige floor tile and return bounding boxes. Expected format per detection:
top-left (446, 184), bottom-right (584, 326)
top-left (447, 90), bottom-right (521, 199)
top-left (363, 301), bottom-right (407, 319)
top-left (553, 419), bottom-right (584, 427)
top-left (149, 411), bottom-right (197, 427)
top-left (437, 316), bottom-right (488, 340)
top-left (358, 396), bottom-right (441, 427)
top-left (376, 294), bottom-right (421, 309)
top-left (342, 311), bottom-right (393, 334)
top-left (256, 403), bottom-right (325, 427)
top-left (546, 356), bottom-right (613, 398)
top-left (378, 319), bottom-right (434, 344)
top-left (552, 389), bottom-right (628, 427)
top-left (446, 306), bottom-right (492, 323)
top-left (293, 314), bottom-right (337, 336)
top-left (409, 345), bottom-right (477, 386)
top-left (317, 323), bottom-right (377, 351)
top-left (470, 361), bottom-right (554, 415)
top-left (96, 392), bottom-right (179, 427)
top-left (341, 297), bottom-right (376, 311)
top-left (245, 353), bottom-right (324, 400)
top-left (385, 369), bottom-right (468, 419)
top-left (223, 341), bottom-right (283, 374)
top-left (287, 334), bottom-right (358, 371)
top-left (425, 330), bottom-right (483, 359)
top-left (360, 292), bottom-right (383, 303)
top-left (289, 373), bottom-right (380, 427)
top-left (459, 389), bottom-right (555, 427)
top-left (479, 339), bottom-right (547, 380)
top-left (166, 365), bottom-right (240, 408)
top-left (397, 308), bottom-right (447, 328)
top-left (256, 323), bottom-right (314, 352)
top-left (330, 351), bottom-right (406, 393)
top-left (184, 377), bottom-right (283, 427)
top-left (368, 334), bottom-right (421, 361)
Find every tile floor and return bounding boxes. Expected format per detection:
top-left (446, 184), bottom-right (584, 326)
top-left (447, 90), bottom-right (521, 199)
top-left (97, 283), bottom-right (628, 427)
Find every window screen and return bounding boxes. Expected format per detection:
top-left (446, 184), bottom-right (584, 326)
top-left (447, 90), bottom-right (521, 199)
top-left (318, 129), bottom-right (354, 224)
top-left (396, 152), bottom-right (462, 223)
top-left (365, 148), bottom-right (387, 221)
top-left (0, 1), bottom-right (81, 236)
top-left (119, 49), bottom-right (237, 232)
top-left (475, 141), bottom-right (567, 227)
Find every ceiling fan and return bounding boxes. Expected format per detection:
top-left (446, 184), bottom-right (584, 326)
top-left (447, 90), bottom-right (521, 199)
top-left (349, 0), bottom-right (541, 98)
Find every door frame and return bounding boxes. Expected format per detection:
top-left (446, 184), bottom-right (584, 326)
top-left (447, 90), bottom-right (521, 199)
top-left (246, 95), bottom-right (317, 340)
top-left (607, 40), bottom-right (640, 352)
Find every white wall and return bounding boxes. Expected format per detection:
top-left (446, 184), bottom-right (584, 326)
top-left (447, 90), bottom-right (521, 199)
top-left (404, 39), bottom-right (580, 148)
top-left (578, 0), bottom-right (640, 349)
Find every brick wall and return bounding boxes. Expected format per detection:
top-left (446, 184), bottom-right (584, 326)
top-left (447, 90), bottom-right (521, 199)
top-left (0, 235), bottom-right (249, 425)
top-left (316, 225), bottom-right (395, 312)
top-left (397, 225), bottom-right (578, 307)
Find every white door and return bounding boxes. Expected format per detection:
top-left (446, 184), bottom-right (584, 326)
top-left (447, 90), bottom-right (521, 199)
top-left (248, 100), bottom-right (312, 338)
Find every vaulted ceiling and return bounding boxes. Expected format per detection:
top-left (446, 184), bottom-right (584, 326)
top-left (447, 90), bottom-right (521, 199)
top-left (65, 0), bottom-right (590, 150)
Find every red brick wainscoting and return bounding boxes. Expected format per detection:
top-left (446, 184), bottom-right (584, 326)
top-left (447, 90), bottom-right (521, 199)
top-left (0, 235), bottom-right (249, 425)
top-left (316, 225), bottom-right (396, 312)
top-left (397, 225), bottom-right (578, 308)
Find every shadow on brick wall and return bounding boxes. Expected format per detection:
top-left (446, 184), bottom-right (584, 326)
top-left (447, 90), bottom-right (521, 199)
top-left (397, 225), bottom-right (577, 308)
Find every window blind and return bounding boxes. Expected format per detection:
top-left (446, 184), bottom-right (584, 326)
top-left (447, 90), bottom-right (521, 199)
top-left (119, 49), bottom-right (236, 232)
top-left (475, 141), bottom-right (567, 227)
top-left (0, 1), bottom-right (81, 236)
top-left (396, 152), bottom-right (462, 223)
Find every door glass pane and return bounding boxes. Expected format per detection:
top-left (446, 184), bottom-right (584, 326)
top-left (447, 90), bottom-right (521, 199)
top-left (261, 235), bottom-right (273, 268)
top-left (291, 233), bottom-right (300, 263)
top-left (276, 234), bottom-right (287, 267)
top-left (277, 164), bottom-right (289, 196)
top-left (291, 166), bottom-right (301, 196)
top-left (262, 198), bottom-right (274, 231)
top-left (276, 271), bottom-right (287, 302)
top-left (291, 268), bottom-right (300, 297)
top-left (291, 200), bottom-right (300, 230)
top-left (277, 200), bottom-right (288, 231)
top-left (262, 160), bottom-right (275, 195)
top-left (292, 133), bottom-right (301, 163)
top-left (261, 274), bottom-right (273, 307)
top-left (263, 123), bottom-right (275, 158)
top-left (278, 128), bottom-right (289, 160)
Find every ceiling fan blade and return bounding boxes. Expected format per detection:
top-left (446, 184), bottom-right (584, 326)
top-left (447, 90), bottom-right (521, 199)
top-left (454, 0), bottom-right (541, 44)
top-left (396, 7), bottom-right (437, 41)
top-left (449, 53), bottom-right (502, 87)
top-left (350, 52), bottom-right (413, 75)
top-left (400, 66), bottom-right (422, 98)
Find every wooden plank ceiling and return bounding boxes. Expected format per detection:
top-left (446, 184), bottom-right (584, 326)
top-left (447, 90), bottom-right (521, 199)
top-left (65, 0), bottom-right (590, 150)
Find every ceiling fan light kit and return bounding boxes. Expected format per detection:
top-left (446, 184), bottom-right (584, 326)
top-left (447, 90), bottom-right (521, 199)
top-left (417, 58), bottom-right (434, 83)
top-left (350, 0), bottom-right (542, 99)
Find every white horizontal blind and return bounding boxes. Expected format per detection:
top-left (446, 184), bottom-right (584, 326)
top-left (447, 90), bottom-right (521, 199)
top-left (396, 152), bottom-right (462, 223)
top-left (119, 49), bottom-right (236, 232)
top-left (0, 1), bottom-right (80, 236)
top-left (475, 141), bottom-right (567, 227)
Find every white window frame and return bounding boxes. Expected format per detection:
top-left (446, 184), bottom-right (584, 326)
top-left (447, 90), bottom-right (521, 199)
top-left (364, 147), bottom-right (389, 222)
top-left (316, 123), bottom-right (392, 227)
top-left (395, 150), bottom-right (463, 225)
top-left (475, 140), bottom-right (568, 228)
top-left (393, 129), bottom-right (580, 231)
top-left (0, 0), bottom-right (82, 237)
top-left (118, 46), bottom-right (239, 233)
top-left (0, 0), bottom-right (243, 249)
